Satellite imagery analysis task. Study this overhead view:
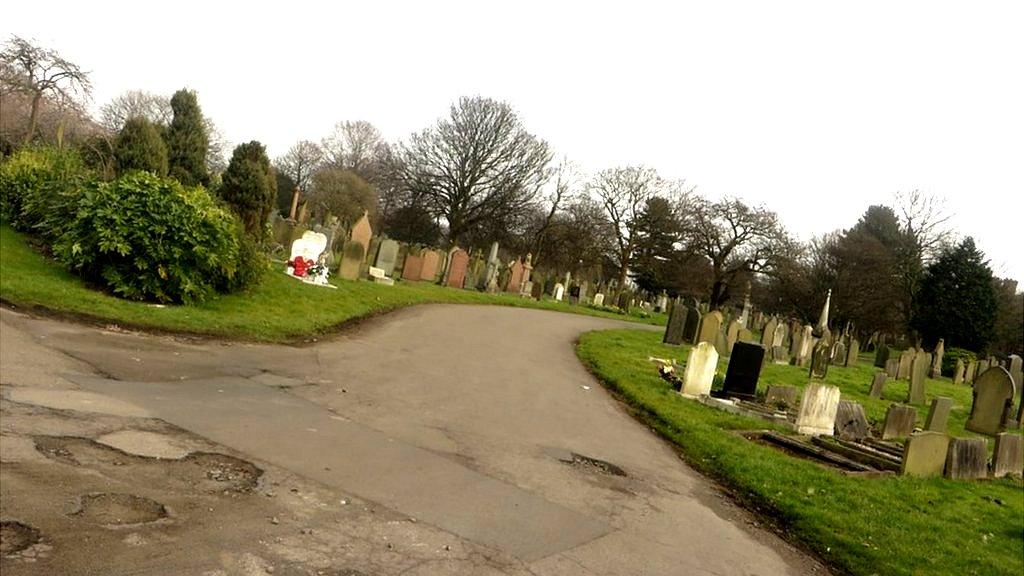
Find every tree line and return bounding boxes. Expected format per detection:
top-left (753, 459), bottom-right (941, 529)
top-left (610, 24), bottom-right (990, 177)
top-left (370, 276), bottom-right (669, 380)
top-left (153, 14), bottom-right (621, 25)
top-left (1, 35), bottom-right (1020, 356)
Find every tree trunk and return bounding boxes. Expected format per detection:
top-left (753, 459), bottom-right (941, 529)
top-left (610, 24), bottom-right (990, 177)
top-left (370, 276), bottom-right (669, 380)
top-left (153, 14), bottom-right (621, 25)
top-left (24, 92), bottom-right (43, 145)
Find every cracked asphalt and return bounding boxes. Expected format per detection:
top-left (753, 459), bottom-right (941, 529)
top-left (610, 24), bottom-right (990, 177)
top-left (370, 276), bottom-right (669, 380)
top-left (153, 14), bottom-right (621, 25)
top-left (0, 304), bottom-right (830, 575)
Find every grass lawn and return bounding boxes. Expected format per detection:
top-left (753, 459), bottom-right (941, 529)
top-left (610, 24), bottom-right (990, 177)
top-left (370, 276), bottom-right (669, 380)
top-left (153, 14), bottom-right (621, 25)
top-left (577, 329), bottom-right (1024, 576)
top-left (0, 225), bottom-right (664, 342)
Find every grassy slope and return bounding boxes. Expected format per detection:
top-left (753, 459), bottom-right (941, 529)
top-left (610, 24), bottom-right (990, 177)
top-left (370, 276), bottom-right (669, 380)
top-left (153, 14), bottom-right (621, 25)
top-left (577, 329), bottom-right (1023, 576)
top-left (0, 225), bottom-right (664, 341)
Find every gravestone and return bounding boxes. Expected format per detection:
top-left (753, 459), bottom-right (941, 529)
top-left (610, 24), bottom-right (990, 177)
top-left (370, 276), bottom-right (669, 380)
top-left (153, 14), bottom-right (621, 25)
top-left (965, 361), bottom-right (977, 385)
top-left (553, 283), bottom-right (565, 301)
top-left (419, 250), bottom-right (440, 281)
top-left (885, 358), bottom-right (900, 378)
top-left (929, 339), bottom-right (945, 378)
top-left (809, 339), bottom-right (831, 379)
top-left (505, 259), bottom-right (524, 293)
top-left (719, 342), bottom-right (764, 400)
top-left (834, 400), bottom-right (870, 441)
top-left (792, 325), bottom-right (814, 367)
top-left (845, 338), bottom-right (860, 367)
top-left (663, 298), bottom-right (687, 345)
top-left (874, 344), bottom-right (890, 368)
top-left (576, 280), bottom-right (588, 303)
top-left (901, 432), bottom-right (950, 477)
top-left (897, 349), bottom-right (915, 380)
top-left (338, 240), bottom-right (365, 281)
top-left (760, 318), bottom-right (778, 349)
top-left (726, 319), bottom-right (742, 355)
top-left (953, 359), bottom-right (966, 386)
top-left (869, 372), bottom-right (887, 398)
top-left (773, 322), bottom-right (788, 348)
top-left (349, 212), bottom-right (372, 253)
top-left (375, 239), bottom-right (399, 277)
top-left (446, 249), bottom-right (469, 288)
top-left (976, 358), bottom-right (990, 376)
top-left (1008, 354), bottom-right (1023, 396)
top-left (795, 383), bottom-right (841, 436)
top-left (616, 292), bottom-right (630, 311)
top-left (832, 341), bottom-right (846, 366)
top-left (945, 438), bottom-right (989, 480)
top-left (683, 305), bottom-right (702, 344)
top-left (698, 311), bottom-right (724, 345)
top-left (680, 342), bottom-right (718, 397)
top-left (924, 397), bottom-right (953, 433)
top-left (789, 325), bottom-right (802, 357)
top-left (992, 433), bottom-right (1024, 478)
top-left (593, 293), bottom-right (605, 306)
top-left (739, 328), bottom-right (754, 343)
top-left (402, 252), bottom-right (423, 281)
top-left (965, 367), bottom-right (1016, 436)
top-left (764, 385), bottom-right (798, 410)
top-left (881, 404), bottom-right (917, 440)
top-left (530, 281), bottom-right (543, 300)
top-left (771, 345), bottom-right (788, 364)
top-left (907, 351), bottom-right (930, 405)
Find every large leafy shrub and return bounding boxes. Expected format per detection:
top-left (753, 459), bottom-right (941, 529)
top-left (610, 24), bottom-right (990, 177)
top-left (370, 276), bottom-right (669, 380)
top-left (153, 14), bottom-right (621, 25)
top-left (53, 171), bottom-right (242, 304)
top-left (0, 147), bottom-right (87, 236)
top-left (942, 347), bottom-right (977, 377)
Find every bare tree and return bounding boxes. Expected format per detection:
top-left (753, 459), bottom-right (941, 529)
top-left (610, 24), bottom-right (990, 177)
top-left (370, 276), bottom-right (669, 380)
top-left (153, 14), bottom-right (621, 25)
top-left (684, 197), bottom-right (796, 308)
top-left (529, 158), bottom-right (576, 266)
top-left (321, 120), bottom-right (387, 178)
top-left (894, 188), bottom-right (954, 327)
top-left (1, 36), bottom-right (91, 144)
top-left (589, 166), bottom-right (665, 287)
top-left (275, 140), bottom-right (324, 193)
top-left (401, 96), bottom-right (552, 246)
top-left (204, 116), bottom-right (229, 175)
top-left (99, 90), bottom-right (171, 132)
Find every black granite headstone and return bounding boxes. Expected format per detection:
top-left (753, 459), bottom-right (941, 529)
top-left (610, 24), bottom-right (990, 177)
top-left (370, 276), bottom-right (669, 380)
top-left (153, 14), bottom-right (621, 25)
top-left (874, 344), bottom-right (890, 368)
top-left (662, 298), bottom-right (687, 345)
top-left (719, 342), bottom-right (764, 400)
top-left (683, 305), bottom-right (701, 344)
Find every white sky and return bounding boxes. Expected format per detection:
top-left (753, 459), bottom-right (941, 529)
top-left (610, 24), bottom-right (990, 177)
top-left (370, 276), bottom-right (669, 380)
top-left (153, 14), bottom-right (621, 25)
top-left (7, 1), bottom-right (1023, 280)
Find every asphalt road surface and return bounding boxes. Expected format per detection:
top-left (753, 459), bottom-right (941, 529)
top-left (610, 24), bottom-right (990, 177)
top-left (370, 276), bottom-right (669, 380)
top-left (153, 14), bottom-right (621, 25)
top-left (0, 304), bottom-right (828, 575)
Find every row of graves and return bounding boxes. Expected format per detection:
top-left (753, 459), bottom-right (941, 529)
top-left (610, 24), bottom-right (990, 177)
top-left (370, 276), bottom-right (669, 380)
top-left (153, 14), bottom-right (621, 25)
top-left (273, 213), bottom-right (664, 309)
top-left (655, 293), bottom-right (1024, 480)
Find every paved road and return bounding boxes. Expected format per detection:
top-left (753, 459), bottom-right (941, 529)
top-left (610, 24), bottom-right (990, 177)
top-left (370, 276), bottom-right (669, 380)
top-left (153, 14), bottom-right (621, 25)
top-left (0, 305), bottom-right (826, 575)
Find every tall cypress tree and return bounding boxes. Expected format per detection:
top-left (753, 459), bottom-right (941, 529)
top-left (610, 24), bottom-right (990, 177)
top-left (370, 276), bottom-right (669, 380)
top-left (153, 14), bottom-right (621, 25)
top-left (165, 89), bottom-right (209, 186)
top-left (911, 237), bottom-right (998, 352)
top-left (114, 116), bottom-right (168, 176)
top-left (220, 141), bottom-right (276, 236)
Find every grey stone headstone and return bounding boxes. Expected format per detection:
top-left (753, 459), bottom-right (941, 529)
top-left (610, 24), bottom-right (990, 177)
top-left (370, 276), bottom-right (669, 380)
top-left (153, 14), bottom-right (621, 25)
top-left (953, 359), bottom-right (966, 386)
top-left (719, 342), bottom-right (764, 400)
top-left (874, 344), bottom-right (890, 368)
top-left (901, 431), bottom-right (950, 477)
top-left (845, 338), bottom-right (860, 367)
top-left (375, 239), bottom-right (400, 277)
top-left (834, 400), bottom-right (870, 441)
top-left (662, 298), bottom-right (687, 345)
top-left (907, 351), bottom-right (930, 405)
top-left (764, 385), bottom-right (798, 410)
top-left (929, 339), bottom-right (945, 378)
top-left (993, 433), bottom-right (1023, 478)
top-left (966, 367), bottom-right (1016, 436)
top-left (869, 372), bottom-right (888, 398)
top-left (945, 437), bottom-right (989, 480)
top-left (885, 358), bottom-right (900, 378)
top-left (897, 349), bottom-right (914, 380)
top-left (882, 404), bottom-right (917, 440)
top-left (924, 397), bottom-right (953, 433)
top-left (808, 340), bottom-right (831, 379)
top-left (1008, 354), bottom-right (1023, 397)
top-left (683, 306), bottom-right (701, 345)
top-left (339, 240), bottom-right (366, 281)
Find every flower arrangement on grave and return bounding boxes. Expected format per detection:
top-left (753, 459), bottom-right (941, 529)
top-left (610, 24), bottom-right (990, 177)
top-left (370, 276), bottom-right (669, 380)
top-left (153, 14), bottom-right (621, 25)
top-left (287, 256), bottom-right (314, 277)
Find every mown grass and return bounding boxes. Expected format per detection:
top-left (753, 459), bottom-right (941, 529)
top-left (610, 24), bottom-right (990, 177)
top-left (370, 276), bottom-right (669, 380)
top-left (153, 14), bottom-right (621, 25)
top-left (577, 329), bottom-right (1023, 576)
top-left (0, 225), bottom-right (664, 342)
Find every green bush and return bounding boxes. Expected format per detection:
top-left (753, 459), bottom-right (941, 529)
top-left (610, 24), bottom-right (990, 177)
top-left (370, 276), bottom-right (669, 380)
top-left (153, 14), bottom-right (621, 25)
top-left (115, 117), bottom-right (168, 176)
top-left (0, 147), bottom-right (87, 235)
top-left (942, 347), bottom-right (977, 377)
top-left (53, 172), bottom-right (243, 304)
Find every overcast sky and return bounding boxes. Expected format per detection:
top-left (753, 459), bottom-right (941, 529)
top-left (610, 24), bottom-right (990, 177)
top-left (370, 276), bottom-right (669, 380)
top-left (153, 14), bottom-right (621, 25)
top-left (8, 1), bottom-right (1023, 280)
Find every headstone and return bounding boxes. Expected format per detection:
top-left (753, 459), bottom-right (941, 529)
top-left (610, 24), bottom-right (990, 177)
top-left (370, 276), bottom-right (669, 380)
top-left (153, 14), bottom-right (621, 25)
top-left (924, 397), bottom-right (953, 433)
top-left (1008, 354), bottom-right (1023, 396)
top-left (953, 359), bottom-right (965, 386)
top-left (349, 211), bottom-right (372, 255)
top-left (976, 358), bottom-right (990, 376)
top-left (553, 283), bottom-right (565, 301)
top-left (929, 339), bottom-right (945, 378)
top-left (576, 280), bottom-right (588, 303)
top-left (680, 342), bottom-right (719, 397)
top-left (420, 250), bottom-right (441, 282)
top-left (683, 305), bottom-right (702, 344)
top-left (832, 341), bottom-right (846, 366)
top-left (484, 242), bottom-right (501, 290)
top-left (992, 433), bottom-right (1024, 478)
top-left (795, 383), bottom-right (842, 436)
top-left (809, 339), bottom-right (831, 379)
top-left (663, 299), bottom-right (687, 345)
top-left (739, 328), bottom-right (754, 343)
top-left (760, 318), bottom-right (778, 349)
top-left (698, 311), bottom-right (724, 345)
top-left (965, 367), bottom-right (1016, 436)
top-left (789, 324), bottom-right (802, 357)
top-left (907, 351), bottom-right (930, 405)
top-left (446, 249), bottom-right (469, 288)
top-left (901, 432), bottom-right (950, 477)
top-left (874, 344), bottom-right (890, 368)
top-left (338, 240), bottom-right (365, 281)
top-left (375, 239), bottom-right (399, 277)
top-left (881, 404), bottom-right (917, 440)
top-left (944, 438), bottom-right (989, 480)
top-left (773, 322), bottom-right (787, 348)
top-left (593, 293), bottom-right (605, 306)
top-left (530, 281), bottom-right (543, 300)
top-left (845, 338), bottom-right (860, 367)
top-left (764, 385), bottom-right (798, 410)
top-left (834, 400), bottom-right (870, 441)
top-left (719, 342), bottom-right (764, 400)
top-left (520, 254), bottom-right (534, 296)
top-left (505, 259), bottom-right (524, 293)
top-left (771, 345), bottom-right (787, 363)
top-left (965, 360), bottom-right (977, 385)
top-left (402, 252), bottom-right (423, 281)
top-left (726, 319), bottom-right (742, 355)
top-left (885, 358), bottom-right (900, 378)
top-left (793, 325), bottom-right (814, 367)
top-left (897, 349), bottom-right (914, 380)
top-left (869, 372), bottom-right (888, 398)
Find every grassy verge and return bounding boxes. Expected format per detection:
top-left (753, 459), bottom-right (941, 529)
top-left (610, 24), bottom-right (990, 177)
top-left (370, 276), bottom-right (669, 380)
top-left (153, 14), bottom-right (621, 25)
top-left (0, 225), bottom-right (664, 342)
top-left (577, 329), bottom-right (1023, 576)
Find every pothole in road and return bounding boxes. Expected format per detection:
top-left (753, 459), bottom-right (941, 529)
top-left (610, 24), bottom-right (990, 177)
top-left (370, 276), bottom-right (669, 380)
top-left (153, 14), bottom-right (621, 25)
top-left (73, 493), bottom-right (168, 526)
top-left (184, 452), bottom-right (262, 493)
top-left (561, 452), bottom-right (627, 477)
top-left (0, 521), bottom-right (41, 555)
